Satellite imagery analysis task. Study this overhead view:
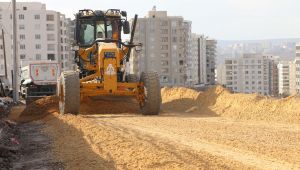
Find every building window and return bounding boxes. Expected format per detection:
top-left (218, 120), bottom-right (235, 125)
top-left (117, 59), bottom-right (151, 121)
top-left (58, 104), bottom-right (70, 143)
top-left (172, 37), bottom-right (177, 42)
top-left (0, 45), bottom-right (3, 49)
top-left (36, 54), bottom-right (41, 60)
top-left (46, 14), bottom-right (54, 21)
top-left (161, 37), bottom-right (168, 42)
top-left (19, 34), bottom-right (25, 40)
top-left (46, 24), bottom-right (55, 31)
top-left (0, 14), bottom-right (2, 20)
top-left (161, 60), bottom-right (169, 66)
top-left (47, 44), bottom-right (55, 51)
top-left (35, 44), bottom-right (41, 49)
top-left (161, 53), bottom-right (168, 58)
top-left (47, 54), bottom-right (55, 60)
top-left (160, 45), bottom-right (168, 50)
top-left (23, 6), bottom-right (27, 10)
top-left (34, 15), bottom-right (40, 20)
top-left (47, 34), bottom-right (55, 41)
top-left (19, 14), bottom-right (25, 20)
top-left (35, 34), bottom-right (41, 39)
top-left (179, 60), bottom-right (184, 65)
top-left (19, 25), bottom-right (25, 30)
top-left (20, 44), bottom-right (25, 49)
top-left (20, 54), bottom-right (26, 59)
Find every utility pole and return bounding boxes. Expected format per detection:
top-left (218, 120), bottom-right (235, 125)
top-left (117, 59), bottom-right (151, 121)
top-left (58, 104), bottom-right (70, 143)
top-left (1, 29), bottom-right (8, 79)
top-left (12, 0), bottom-right (18, 102)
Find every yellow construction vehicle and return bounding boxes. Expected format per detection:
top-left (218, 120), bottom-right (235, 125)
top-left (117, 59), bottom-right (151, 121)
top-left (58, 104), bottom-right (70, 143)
top-left (57, 9), bottom-right (161, 115)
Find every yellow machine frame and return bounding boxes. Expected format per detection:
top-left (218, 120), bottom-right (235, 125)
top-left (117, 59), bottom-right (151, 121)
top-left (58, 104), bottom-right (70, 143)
top-left (77, 42), bottom-right (145, 105)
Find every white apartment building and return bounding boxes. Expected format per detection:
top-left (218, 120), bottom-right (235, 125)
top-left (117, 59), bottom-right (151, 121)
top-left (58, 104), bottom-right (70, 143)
top-left (224, 54), bottom-right (278, 95)
top-left (206, 39), bottom-right (217, 85)
top-left (216, 64), bottom-right (226, 85)
top-left (295, 59), bottom-right (300, 94)
top-left (295, 43), bottom-right (300, 94)
top-left (277, 60), bottom-right (297, 96)
top-left (130, 7), bottom-right (190, 86)
top-left (0, 2), bottom-right (74, 87)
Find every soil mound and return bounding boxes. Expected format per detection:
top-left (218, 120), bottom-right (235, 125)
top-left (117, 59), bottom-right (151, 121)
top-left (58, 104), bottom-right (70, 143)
top-left (16, 96), bottom-right (59, 122)
top-left (161, 86), bottom-right (300, 123)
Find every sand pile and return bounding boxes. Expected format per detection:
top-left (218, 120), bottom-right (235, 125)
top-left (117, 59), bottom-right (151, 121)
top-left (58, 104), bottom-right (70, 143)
top-left (15, 96), bottom-right (59, 122)
top-left (161, 87), bottom-right (201, 112)
top-left (161, 86), bottom-right (300, 123)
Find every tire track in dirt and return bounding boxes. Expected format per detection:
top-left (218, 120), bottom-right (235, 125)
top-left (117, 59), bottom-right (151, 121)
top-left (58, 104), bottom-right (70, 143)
top-left (89, 115), bottom-right (300, 169)
top-left (44, 113), bottom-right (254, 169)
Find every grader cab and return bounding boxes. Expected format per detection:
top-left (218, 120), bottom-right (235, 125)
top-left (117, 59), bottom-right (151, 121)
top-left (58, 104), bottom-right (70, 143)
top-left (57, 9), bottom-right (161, 115)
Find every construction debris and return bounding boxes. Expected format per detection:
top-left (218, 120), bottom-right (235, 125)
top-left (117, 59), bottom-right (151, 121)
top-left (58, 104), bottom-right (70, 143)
top-left (0, 119), bottom-right (19, 169)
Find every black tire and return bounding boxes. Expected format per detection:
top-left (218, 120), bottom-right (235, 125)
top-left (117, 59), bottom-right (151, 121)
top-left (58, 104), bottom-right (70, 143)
top-left (127, 74), bottom-right (138, 82)
top-left (140, 71), bottom-right (161, 115)
top-left (58, 71), bottom-right (80, 115)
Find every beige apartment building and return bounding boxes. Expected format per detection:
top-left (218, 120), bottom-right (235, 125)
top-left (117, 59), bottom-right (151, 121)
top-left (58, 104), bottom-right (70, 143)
top-left (0, 2), bottom-right (74, 87)
top-left (224, 54), bottom-right (279, 95)
top-left (130, 7), bottom-right (190, 86)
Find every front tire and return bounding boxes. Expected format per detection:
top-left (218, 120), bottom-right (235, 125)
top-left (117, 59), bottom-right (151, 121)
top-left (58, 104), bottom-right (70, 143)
top-left (58, 71), bottom-right (80, 115)
top-left (140, 71), bottom-right (161, 115)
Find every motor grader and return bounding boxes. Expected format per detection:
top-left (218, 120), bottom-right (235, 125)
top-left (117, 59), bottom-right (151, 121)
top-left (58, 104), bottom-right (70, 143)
top-left (57, 9), bottom-right (161, 115)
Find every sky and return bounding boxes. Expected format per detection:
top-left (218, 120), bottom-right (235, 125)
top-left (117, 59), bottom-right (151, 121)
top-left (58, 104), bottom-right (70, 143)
top-left (7, 0), bottom-right (300, 40)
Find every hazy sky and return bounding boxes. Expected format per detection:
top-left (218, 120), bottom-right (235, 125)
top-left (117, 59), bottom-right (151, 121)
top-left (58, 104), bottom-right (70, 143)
top-left (9, 0), bottom-right (300, 40)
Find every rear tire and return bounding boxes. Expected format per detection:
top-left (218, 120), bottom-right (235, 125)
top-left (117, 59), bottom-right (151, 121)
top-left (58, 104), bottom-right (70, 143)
top-left (140, 71), bottom-right (161, 115)
top-left (58, 71), bottom-right (80, 115)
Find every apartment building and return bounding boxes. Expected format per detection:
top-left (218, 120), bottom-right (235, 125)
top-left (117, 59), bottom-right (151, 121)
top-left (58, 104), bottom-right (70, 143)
top-left (206, 39), bottom-right (217, 85)
top-left (0, 2), bottom-right (74, 87)
top-left (130, 7), bottom-right (189, 86)
top-left (183, 21), bottom-right (192, 86)
top-left (224, 54), bottom-right (278, 95)
top-left (189, 33), bottom-right (207, 86)
top-left (295, 43), bottom-right (300, 94)
top-left (277, 60), bottom-right (297, 96)
top-left (295, 59), bottom-right (300, 94)
top-left (216, 64), bottom-right (226, 86)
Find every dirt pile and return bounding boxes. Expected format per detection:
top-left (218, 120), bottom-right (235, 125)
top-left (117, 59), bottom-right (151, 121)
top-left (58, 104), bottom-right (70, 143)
top-left (15, 96), bottom-right (59, 122)
top-left (161, 86), bottom-right (300, 123)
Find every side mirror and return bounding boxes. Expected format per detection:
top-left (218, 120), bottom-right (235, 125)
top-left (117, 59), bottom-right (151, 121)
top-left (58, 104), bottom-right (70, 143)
top-left (123, 21), bottom-right (130, 34)
top-left (121, 11), bottom-right (127, 17)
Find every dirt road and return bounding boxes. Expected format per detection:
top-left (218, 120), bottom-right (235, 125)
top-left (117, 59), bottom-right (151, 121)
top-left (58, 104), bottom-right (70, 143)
top-left (43, 111), bottom-right (300, 170)
top-left (15, 86), bottom-right (300, 169)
